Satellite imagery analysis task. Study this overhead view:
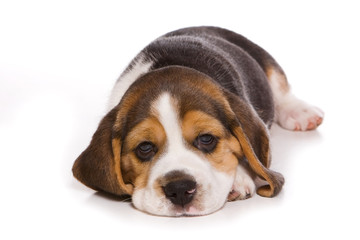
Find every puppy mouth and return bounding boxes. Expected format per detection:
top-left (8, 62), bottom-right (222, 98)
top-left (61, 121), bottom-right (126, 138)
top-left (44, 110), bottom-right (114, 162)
top-left (173, 204), bottom-right (202, 217)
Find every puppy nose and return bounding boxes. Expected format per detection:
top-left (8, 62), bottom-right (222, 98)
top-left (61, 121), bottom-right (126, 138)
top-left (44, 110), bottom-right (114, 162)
top-left (163, 180), bottom-right (197, 206)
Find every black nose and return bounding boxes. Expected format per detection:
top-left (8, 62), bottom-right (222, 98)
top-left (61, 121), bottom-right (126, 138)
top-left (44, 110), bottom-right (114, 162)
top-left (163, 180), bottom-right (197, 206)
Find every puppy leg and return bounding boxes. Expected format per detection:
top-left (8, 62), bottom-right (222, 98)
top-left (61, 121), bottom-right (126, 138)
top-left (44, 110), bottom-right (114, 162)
top-left (228, 165), bottom-right (256, 201)
top-left (267, 68), bottom-right (324, 131)
top-left (204, 27), bottom-right (324, 131)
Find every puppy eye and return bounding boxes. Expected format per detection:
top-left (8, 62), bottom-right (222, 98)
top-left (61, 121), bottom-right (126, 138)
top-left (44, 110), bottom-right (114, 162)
top-left (135, 142), bottom-right (157, 162)
top-left (194, 134), bottom-right (218, 153)
top-left (199, 134), bottom-right (214, 144)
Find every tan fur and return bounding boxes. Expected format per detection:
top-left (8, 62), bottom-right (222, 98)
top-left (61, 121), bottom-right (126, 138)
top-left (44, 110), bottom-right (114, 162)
top-left (181, 111), bottom-right (227, 142)
top-left (124, 117), bottom-right (166, 151)
top-left (265, 67), bottom-right (290, 95)
top-left (182, 110), bottom-right (240, 174)
top-left (112, 138), bottom-right (134, 194)
top-left (121, 153), bottom-right (152, 190)
top-left (121, 118), bottom-right (166, 190)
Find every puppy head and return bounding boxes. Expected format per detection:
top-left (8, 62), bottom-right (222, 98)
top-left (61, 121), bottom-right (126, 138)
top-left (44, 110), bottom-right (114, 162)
top-left (72, 66), bottom-right (284, 216)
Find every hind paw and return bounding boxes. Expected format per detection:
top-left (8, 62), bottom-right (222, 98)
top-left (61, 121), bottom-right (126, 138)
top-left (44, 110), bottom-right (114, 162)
top-left (277, 95), bottom-right (324, 131)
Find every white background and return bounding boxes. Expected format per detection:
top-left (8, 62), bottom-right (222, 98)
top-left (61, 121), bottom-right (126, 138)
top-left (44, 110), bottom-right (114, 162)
top-left (1, 0), bottom-right (359, 239)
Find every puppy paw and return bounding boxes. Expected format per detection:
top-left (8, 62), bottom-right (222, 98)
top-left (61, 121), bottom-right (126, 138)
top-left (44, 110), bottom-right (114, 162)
top-left (228, 166), bottom-right (256, 201)
top-left (277, 95), bottom-right (324, 131)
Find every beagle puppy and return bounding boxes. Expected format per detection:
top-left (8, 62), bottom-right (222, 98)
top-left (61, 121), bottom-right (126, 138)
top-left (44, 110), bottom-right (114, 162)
top-left (72, 27), bottom-right (324, 216)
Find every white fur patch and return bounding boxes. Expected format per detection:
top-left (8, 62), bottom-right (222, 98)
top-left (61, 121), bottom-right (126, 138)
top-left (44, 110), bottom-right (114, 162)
top-left (131, 93), bottom-right (235, 216)
top-left (107, 55), bottom-right (153, 110)
top-left (267, 69), bottom-right (287, 106)
top-left (155, 93), bottom-right (183, 154)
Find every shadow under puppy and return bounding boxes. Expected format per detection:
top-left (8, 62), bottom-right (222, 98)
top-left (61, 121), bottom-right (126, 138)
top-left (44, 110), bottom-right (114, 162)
top-left (73, 26), bottom-right (324, 216)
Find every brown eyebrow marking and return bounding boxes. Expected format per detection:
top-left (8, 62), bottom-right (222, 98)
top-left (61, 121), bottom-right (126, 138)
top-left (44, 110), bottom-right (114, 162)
top-left (181, 110), bottom-right (240, 175)
top-left (123, 117), bottom-right (166, 152)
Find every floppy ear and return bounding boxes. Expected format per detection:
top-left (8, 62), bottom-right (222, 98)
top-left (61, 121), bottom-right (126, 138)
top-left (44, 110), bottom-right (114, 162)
top-left (72, 107), bottom-right (133, 196)
top-left (226, 92), bottom-right (284, 197)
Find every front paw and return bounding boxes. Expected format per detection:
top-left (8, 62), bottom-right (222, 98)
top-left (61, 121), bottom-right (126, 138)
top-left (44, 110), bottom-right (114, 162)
top-left (228, 166), bottom-right (256, 201)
